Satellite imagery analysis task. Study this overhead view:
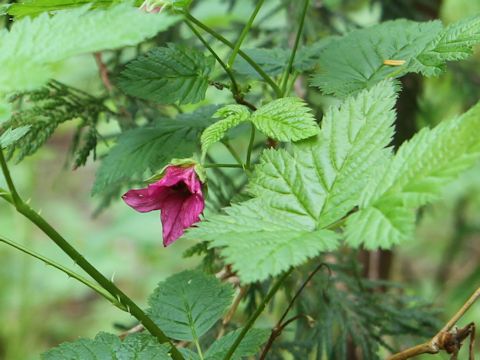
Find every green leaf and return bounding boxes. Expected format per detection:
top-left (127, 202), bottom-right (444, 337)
top-left (180, 348), bottom-right (201, 360)
top-left (233, 39), bottom-right (334, 78)
top-left (311, 19), bottom-right (441, 97)
top-left (42, 332), bottom-right (172, 359)
top-left (0, 2), bottom-right (180, 93)
top-left (0, 4), bottom-right (10, 16)
top-left (312, 16), bottom-right (480, 97)
top-left (205, 328), bottom-right (270, 360)
top-left (8, 0), bottom-right (130, 17)
top-left (201, 105), bottom-right (250, 156)
top-left (250, 97), bottom-right (318, 142)
top-left (189, 208), bottom-right (339, 283)
top-left (92, 106), bottom-right (217, 195)
top-left (346, 101), bottom-right (480, 249)
top-left (118, 44), bottom-right (215, 105)
top-left (249, 81), bottom-right (397, 228)
top-left (147, 270), bottom-right (234, 341)
top-left (415, 15), bottom-right (480, 76)
top-left (185, 81), bottom-right (398, 282)
top-left (0, 126), bottom-right (31, 149)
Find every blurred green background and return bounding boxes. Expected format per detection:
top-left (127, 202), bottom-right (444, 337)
top-left (1, 0), bottom-right (480, 359)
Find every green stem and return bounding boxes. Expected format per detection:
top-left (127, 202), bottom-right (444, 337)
top-left (194, 339), bottom-right (205, 360)
top-left (280, 0), bottom-right (310, 96)
top-left (0, 234), bottom-right (123, 309)
top-left (246, 124), bottom-right (256, 169)
top-left (222, 269), bottom-right (292, 360)
top-left (0, 150), bottom-right (183, 360)
top-left (184, 13), bottom-right (282, 98)
top-left (227, 0), bottom-right (265, 68)
top-left (185, 20), bottom-right (240, 96)
top-left (204, 163), bottom-right (244, 169)
top-left (0, 151), bottom-right (20, 205)
top-left (221, 140), bottom-right (244, 166)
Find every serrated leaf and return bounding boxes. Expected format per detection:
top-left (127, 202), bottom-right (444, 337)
top-left (0, 2), bottom-right (179, 93)
top-left (415, 15), bottom-right (480, 76)
top-left (311, 19), bottom-right (441, 97)
top-left (312, 15), bottom-right (480, 97)
top-left (346, 101), bottom-right (480, 249)
top-left (0, 126), bottom-right (31, 149)
top-left (8, 0), bottom-right (128, 17)
top-left (147, 270), bottom-right (234, 341)
top-left (250, 97), bottom-right (318, 142)
top-left (193, 215), bottom-right (339, 283)
top-left (119, 44), bottom-right (215, 105)
top-left (201, 105), bottom-right (250, 156)
top-left (92, 106), bottom-right (217, 195)
top-left (41, 332), bottom-right (172, 360)
top-left (185, 81), bottom-right (398, 282)
top-left (249, 81), bottom-right (397, 228)
top-left (205, 328), bottom-right (270, 360)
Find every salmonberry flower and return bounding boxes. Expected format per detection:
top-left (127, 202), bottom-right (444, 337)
top-left (122, 165), bottom-right (205, 247)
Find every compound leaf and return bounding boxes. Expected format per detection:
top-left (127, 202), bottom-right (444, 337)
top-left (185, 81), bottom-right (398, 283)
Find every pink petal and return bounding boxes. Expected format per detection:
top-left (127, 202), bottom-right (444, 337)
top-left (157, 166), bottom-right (202, 195)
top-left (122, 185), bottom-right (169, 213)
top-left (160, 192), bottom-right (205, 246)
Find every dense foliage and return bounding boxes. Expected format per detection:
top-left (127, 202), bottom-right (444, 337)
top-left (1, 0), bottom-right (480, 359)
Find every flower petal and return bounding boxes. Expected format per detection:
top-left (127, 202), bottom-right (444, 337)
top-left (157, 166), bottom-right (202, 194)
top-left (180, 194), bottom-right (205, 228)
top-left (160, 192), bottom-right (204, 246)
top-left (122, 185), bottom-right (169, 213)
top-left (160, 192), bottom-right (189, 246)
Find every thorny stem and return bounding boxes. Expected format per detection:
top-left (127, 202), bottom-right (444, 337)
top-left (259, 263), bottom-right (329, 360)
top-left (388, 286), bottom-right (480, 360)
top-left (184, 13), bottom-right (282, 97)
top-left (281, 0), bottom-right (310, 96)
top-left (227, 0), bottom-right (265, 68)
top-left (0, 149), bottom-right (184, 360)
top-left (0, 234), bottom-right (123, 309)
top-left (222, 269), bottom-right (293, 360)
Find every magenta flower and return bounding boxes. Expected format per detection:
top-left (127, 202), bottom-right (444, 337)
top-left (122, 165), bottom-right (205, 246)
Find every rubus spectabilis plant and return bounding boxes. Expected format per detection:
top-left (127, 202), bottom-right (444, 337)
top-left (1, 0), bottom-right (480, 359)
